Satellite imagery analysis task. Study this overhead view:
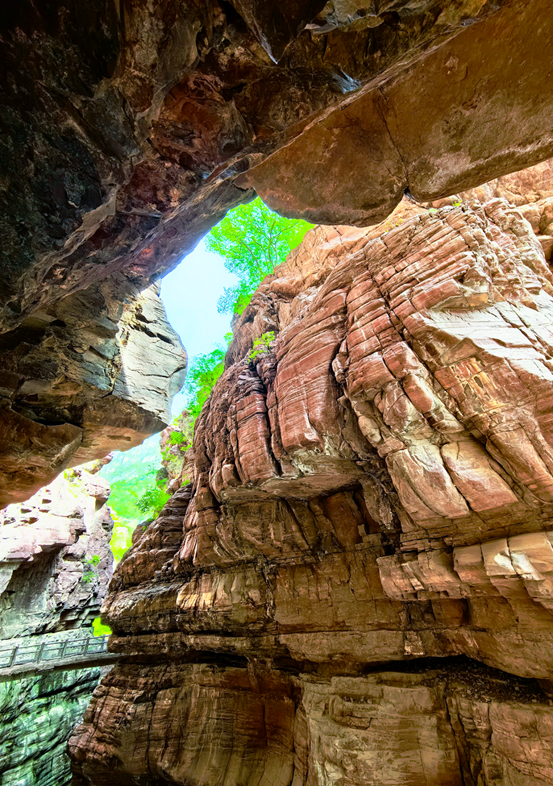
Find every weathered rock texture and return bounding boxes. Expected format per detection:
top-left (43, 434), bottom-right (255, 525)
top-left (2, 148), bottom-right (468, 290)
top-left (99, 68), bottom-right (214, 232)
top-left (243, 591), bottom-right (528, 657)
top-left (0, 281), bottom-right (186, 508)
top-left (0, 464), bottom-right (114, 638)
top-left (70, 661), bottom-right (553, 786)
top-left (0, 465), bottom-right (115, 786)
top-left (2, 0), bottom-right (553, 333)
top-left (3, 0), bottom-right (553, 512)
top-left (70, 163), bottom-right (553, 785)
top-left (159, 410), bottom-right (194, 494)
top-left (1, 666), bottom-right (104, 786)
top-left (5, 0), bottom-right (553, 332)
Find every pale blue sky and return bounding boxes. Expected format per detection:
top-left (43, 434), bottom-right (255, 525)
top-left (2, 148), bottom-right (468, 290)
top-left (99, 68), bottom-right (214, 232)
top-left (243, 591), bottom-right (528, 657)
top-left (160, 239), bottom-right (235, 414)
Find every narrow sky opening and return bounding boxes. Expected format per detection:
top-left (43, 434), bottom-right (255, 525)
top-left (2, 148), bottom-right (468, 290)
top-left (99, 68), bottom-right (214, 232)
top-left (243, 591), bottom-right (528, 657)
top-left (160, 238), bottom-right (235, 415)
top-left (100, 237), bottom-right (235, 503)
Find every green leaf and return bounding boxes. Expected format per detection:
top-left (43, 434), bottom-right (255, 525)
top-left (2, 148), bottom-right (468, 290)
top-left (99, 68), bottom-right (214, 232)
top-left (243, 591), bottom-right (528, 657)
top-left (92, 616), bottom-right (112, 637)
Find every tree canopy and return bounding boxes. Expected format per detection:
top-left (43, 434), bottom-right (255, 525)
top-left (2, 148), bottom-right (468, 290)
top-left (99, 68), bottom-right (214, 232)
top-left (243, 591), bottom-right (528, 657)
top-left (205, 197), bottom-right (314, 314)
top-left (184, 345), bottom-right (227, 421)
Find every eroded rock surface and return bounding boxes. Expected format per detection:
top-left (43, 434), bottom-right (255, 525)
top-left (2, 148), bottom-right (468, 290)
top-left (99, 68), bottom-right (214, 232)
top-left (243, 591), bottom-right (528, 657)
top-left (0, 281), bottom-right (186, 508)
top-left (1, 666), bottom-right (105, 786)
top-left (0, 464), bottom-right (115, 786)
top-left (70, 164), bottom-right (553, 785)
top-left (0, 464), bottom-right (114, 637)
top-left (2, 0), bottom-right (553, 340)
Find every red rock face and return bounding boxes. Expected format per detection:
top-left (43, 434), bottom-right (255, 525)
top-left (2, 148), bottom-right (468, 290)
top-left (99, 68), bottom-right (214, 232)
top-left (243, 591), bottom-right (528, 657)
top-left (3, 0), bottom-right (553, 513)
top-left (70, 163), bottom-right (553, 785)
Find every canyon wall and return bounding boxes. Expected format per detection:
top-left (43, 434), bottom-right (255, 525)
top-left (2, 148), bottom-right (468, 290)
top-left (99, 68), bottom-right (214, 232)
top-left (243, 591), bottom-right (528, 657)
top-left (70, 162), bottom-right (553, 785)
top-left (4, 4), bottom-right (553, 785)
top-left (2, 1), bottom-right (553, 510)
top-left (0, 464), bottom-right (115, 786)
top-left (1, 667), bottom-right (105, 786)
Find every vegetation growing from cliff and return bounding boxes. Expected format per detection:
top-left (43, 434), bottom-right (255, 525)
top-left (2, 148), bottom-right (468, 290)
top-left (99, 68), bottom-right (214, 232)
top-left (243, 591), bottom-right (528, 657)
top-left (99, 438), bottom-right (169, 562)
top-left (249, 331), bottom-right (275, 362)
top-left (206, 197), bottom-right (313, 314)
top-left (184, 345), bottom-right (227, 421)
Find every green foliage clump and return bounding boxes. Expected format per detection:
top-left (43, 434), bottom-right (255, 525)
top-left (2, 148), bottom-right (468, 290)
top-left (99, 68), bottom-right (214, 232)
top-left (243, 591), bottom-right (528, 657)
top-left (101, 439), bottom-right (167, 519)
top-left (205, 197), bottom-right (314, 315)
top-left (248, 331), bottom-right (275, 362)
top-left (98, 437), bottom-right (169, 563)
top-left (137, 485), bottom-right (170, 515)
top-left (184, 347), bottom-right (226, 422)
top-left (169, 431), bottom-right (185, 446)
top-left (82, 556), bottom-right (100, 584)
top-left (92, 616), bottom-right (112, 637)
top-left (109, 515), bottom-right (135, 563)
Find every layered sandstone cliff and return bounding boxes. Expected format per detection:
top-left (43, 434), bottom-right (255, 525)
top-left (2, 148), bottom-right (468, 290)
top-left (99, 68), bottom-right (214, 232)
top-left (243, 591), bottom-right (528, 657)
top-left (5, 0), bottom-right (553, 328)
top-left (2, 0), bottom-right (553, 507)
top-left (2, 0), bottom-right (553, 355)
top-left (70, 163), bottom-right (553, 785)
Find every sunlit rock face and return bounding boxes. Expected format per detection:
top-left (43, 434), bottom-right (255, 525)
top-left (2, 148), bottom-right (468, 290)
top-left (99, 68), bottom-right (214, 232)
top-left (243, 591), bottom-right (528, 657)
top-left (3, 1), bottom-right (553, 509)
top-left (70, 163), bottom-right (553, 785)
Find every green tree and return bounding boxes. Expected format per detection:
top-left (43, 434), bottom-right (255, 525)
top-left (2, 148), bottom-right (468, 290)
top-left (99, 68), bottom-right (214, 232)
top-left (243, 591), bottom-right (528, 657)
top-left (99, 437), bottom-right (169, 561)
top-left (205, 197), bottom-right (314, 314)
top-left (184, 346), bottom-right (226, 422)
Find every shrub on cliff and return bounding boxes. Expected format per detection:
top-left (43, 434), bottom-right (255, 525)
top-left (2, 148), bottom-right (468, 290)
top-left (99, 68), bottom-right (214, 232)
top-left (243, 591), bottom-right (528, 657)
top-left (206, 197), bottom-right (313, 314)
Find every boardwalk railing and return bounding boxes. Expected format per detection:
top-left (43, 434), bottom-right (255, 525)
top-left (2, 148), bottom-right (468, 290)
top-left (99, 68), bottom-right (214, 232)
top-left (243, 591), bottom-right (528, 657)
top-left (0, 634), bottom-right (109, 670)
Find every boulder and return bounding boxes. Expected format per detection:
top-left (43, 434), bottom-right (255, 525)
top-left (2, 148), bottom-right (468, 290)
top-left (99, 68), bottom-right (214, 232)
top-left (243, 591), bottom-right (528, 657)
top-left (0, 281), bottom-right (186, 507)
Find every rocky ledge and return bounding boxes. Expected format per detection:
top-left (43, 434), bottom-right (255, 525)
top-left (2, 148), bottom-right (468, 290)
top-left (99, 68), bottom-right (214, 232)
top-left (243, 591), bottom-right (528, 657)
top-left (70, 162), bottom-right (553, 785)
top-left (0, 280), bottom-right (185, 508)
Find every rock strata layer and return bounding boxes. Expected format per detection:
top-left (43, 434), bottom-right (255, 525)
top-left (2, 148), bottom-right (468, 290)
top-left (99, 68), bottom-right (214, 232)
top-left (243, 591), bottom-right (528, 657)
top-left (70, 163), bottom-right (553, 785)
